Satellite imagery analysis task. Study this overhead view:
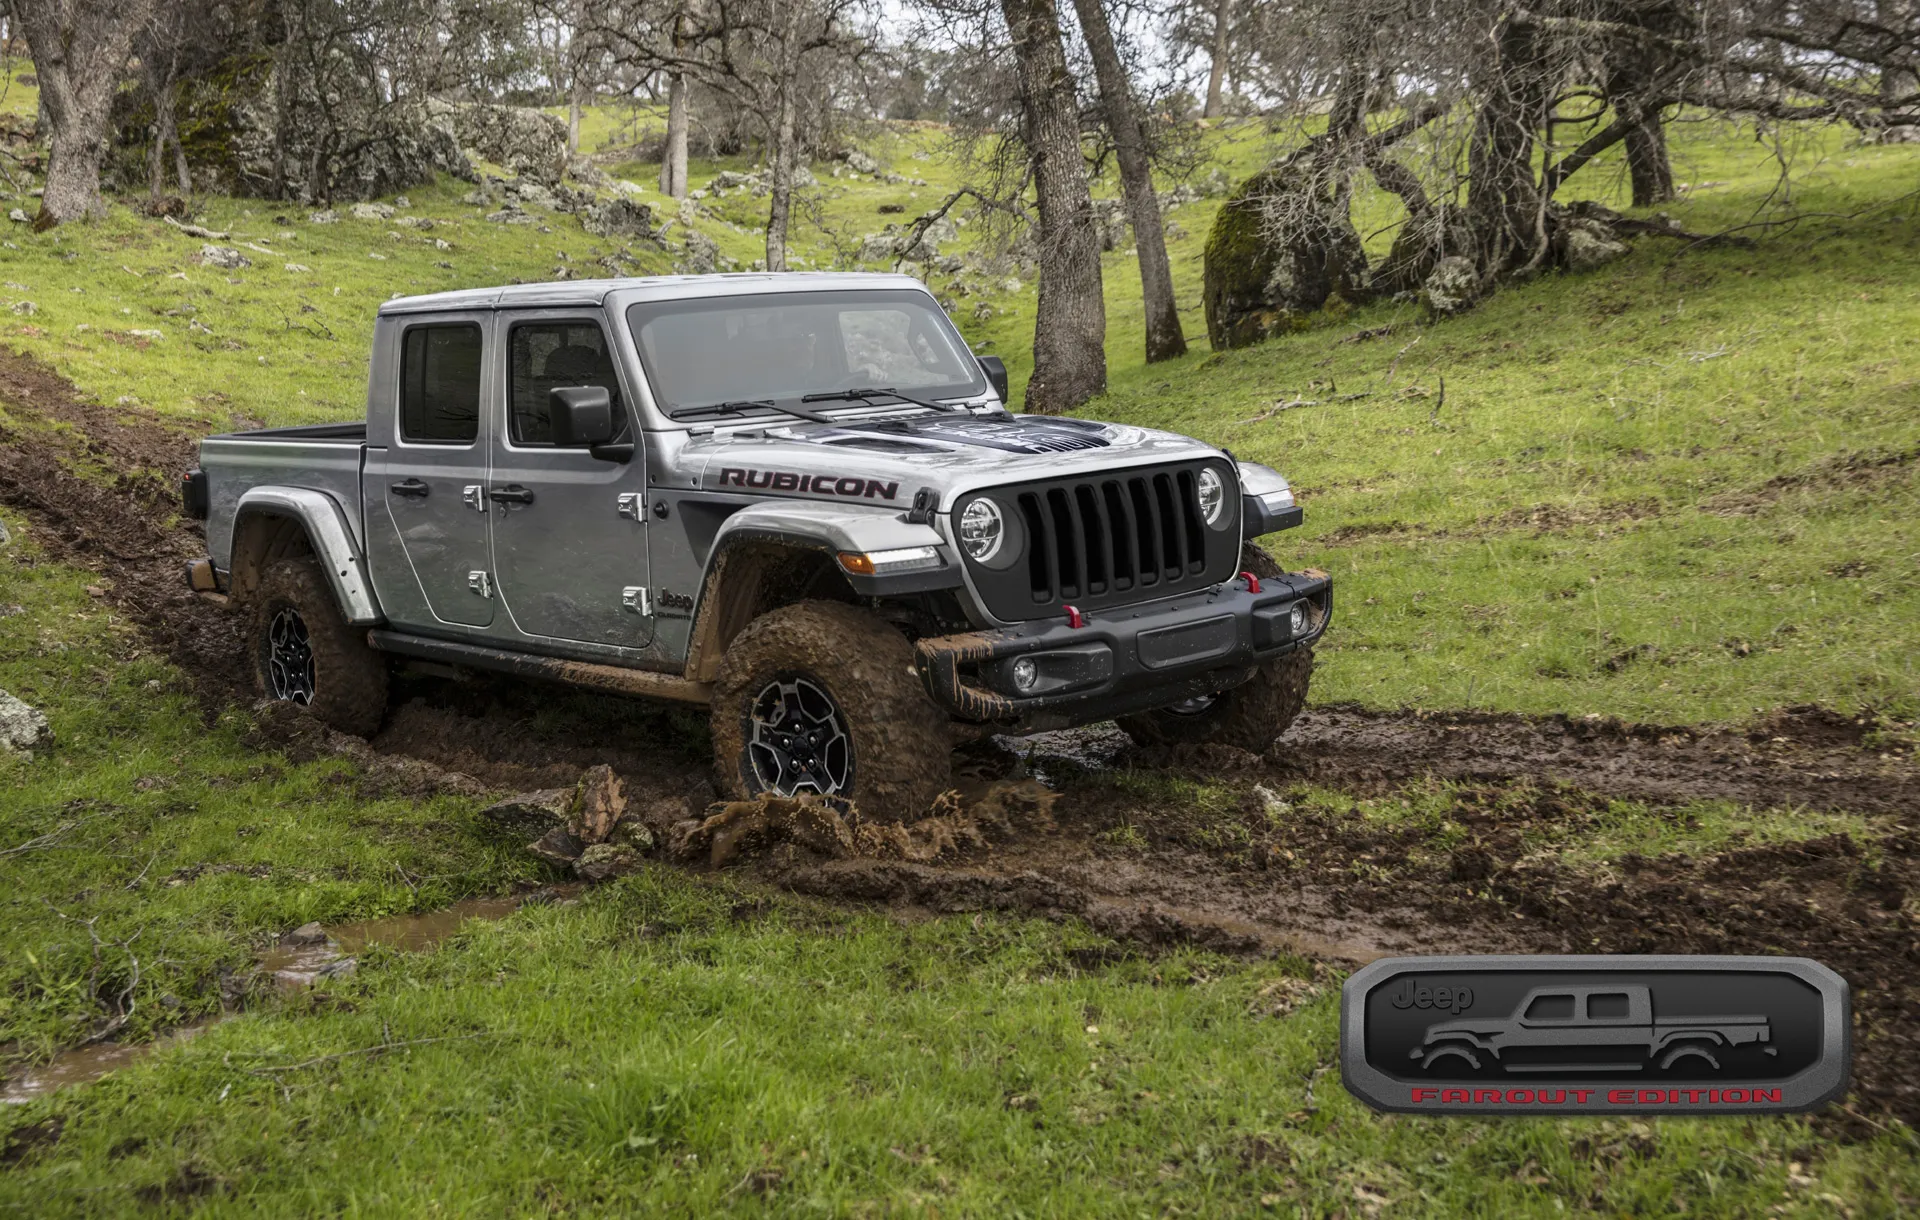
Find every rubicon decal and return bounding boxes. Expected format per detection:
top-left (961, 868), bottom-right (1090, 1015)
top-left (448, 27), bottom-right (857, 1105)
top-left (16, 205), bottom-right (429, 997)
top-left (716, 468), bottom-right (899, 500)
top-left (1341, 956), bottom-right (1849, 1114)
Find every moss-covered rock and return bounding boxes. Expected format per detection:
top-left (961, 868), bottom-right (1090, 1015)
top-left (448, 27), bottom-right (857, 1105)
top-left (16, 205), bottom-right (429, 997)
top-left (1202, 161), bottom-right (1370, 350)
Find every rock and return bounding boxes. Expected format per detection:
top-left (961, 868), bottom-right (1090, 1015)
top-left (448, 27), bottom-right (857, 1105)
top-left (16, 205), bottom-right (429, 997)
top-left (1422, 255), bottom-right (1480, 315)
top-left (1372, 210), bottom-right (1475, 296)
top-left (0, 520), bottom-right (9, 547)
top-left (6, 209), bottom-right (27, 223)
top-left (485, 206), bottom-right (537, 226)
top-left (527, 825), bottom-right (585, 865)
top-left (0, 689), bottom-right (53, 756)
top-left (681, 228), bottom-right (719, 274)
top-left (711, 169), bottom-right (757, 191)
top-left (1563, 225), bottom-right (1629, 272)
top-left (8, 300), bottom-right (34, 315)
top-left (510, 180), bottom-right (558, 210)
top-left (280, 921), bottom-right (328, 947)
top-left (613, 819), bottom-right (656, 853)
top-left (877, 202), bottom-right (904, 214)
top-left (393, 195), bottom-right (410, 208)
top-left (843, 148), bottom-right (880, 175)
top-left (308, 210), bottom-right (338, 224)
top-left (573, 765), bottom-right (627, 843)
top-left (394, 215), bottom-right (433, 230)
top-left (583, 196), bottom-right (654, 239)
top-left (574, 842), bottom-right (642, 883)
top-left (427, 98), bottom-right (568, 184)
top-left (479, 787), bottom-right (575, 837)
top-left (349, 201), bottom-right (395, 221)
top-left (283, 263), bottom-right (311, 273)
top-left (199, 245), bottom-right (251, 270)
top-left (1201, 158), bottom-right (1371, 349)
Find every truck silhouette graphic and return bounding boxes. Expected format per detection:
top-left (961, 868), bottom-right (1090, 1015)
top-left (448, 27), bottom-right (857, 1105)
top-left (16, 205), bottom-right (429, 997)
top-left (1411, 985), bottom-right (1774, 1072)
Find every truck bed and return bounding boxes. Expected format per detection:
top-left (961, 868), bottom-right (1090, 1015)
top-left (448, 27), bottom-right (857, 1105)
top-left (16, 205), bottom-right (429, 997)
top-left (199, 426), bottom-right (368, 575)
top-left (209, 421), bottom-right (368, 443)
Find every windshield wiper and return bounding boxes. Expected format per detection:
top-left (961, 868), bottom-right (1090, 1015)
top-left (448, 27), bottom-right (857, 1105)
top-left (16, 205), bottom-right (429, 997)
top-left (801, 387), bottom-right (967, 414)
top-left (669, 398), bottom-right (834, 424)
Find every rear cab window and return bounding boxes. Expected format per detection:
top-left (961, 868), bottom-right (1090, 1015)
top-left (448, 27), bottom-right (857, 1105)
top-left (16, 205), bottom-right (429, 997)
top-left (399, 323), bottom-right (483, 444)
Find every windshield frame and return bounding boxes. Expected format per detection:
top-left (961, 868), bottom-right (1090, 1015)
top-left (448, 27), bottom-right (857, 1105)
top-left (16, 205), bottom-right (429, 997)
top-left (623, 288), bottom-right (988, 426)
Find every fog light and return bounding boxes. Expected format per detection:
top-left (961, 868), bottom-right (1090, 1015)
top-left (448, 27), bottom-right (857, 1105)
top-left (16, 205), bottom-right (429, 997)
top-left (1010, 657), bottom-right (1039, 693)
top-left (1289, 602), bottom-right (1309, 635)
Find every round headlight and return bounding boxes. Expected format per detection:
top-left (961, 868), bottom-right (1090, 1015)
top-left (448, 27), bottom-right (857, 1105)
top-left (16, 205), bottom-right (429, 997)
top-left (1197, 467), bottom-right (1227, 527)
top-left (1289, 602), bottom-right (1309, 635)
top-left (958, 498), bottom-right (1005, 562)
top-left (1010, 657), bottom-right (1039, 692)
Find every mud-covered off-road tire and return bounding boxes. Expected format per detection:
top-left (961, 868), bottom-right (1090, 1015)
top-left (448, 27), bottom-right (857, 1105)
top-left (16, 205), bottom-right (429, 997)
top-left (710, 600), bottom-right (950, 822)
top-left (249, 558), bottom-right (389, 736)
top-left (1117, 541), bottom-right (1314, 753)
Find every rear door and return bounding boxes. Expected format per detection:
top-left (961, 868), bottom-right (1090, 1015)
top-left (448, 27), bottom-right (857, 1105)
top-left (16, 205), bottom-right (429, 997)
top-left (381, 315), bottom-right (495, 628)
top-left (487, 311), bottom-right (653, 650)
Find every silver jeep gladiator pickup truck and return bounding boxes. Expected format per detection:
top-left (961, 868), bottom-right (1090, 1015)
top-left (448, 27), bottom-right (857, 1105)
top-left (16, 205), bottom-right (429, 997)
top-left (182, 273), bottom-right (1330, 818)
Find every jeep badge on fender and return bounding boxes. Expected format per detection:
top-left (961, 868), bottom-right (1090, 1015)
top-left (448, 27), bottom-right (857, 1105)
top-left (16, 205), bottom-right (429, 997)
top-left (1341, 956), bottom-right (1849, 1114)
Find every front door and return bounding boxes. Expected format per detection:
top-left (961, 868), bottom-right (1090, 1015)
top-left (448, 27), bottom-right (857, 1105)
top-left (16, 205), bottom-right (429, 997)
top-left (383, 316), bottom-right (495, 628)
top-left (487, 312), bottom-right (653, 650)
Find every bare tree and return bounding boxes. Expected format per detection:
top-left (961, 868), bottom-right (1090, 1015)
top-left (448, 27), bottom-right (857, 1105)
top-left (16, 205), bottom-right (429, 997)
top-left (1000, 0), bottom-right (1107, 410)
top-left (1069, 0), bottom-right (1185, 362)
top-left (1203, 0), bottom-right (1232, 117)
top-left (15, 0), bottom-right (157, 226)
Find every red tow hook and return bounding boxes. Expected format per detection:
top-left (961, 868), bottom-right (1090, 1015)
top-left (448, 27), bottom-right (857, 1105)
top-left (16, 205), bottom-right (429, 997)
top-left (1237, 570), bottom-right (1263, 594)
top-left (1062, 604), bottom-right (1085, 628)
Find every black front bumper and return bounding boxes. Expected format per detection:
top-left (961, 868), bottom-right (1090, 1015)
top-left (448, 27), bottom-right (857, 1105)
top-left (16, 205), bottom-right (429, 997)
top-left (914, 570), bottom-right (1332, 731)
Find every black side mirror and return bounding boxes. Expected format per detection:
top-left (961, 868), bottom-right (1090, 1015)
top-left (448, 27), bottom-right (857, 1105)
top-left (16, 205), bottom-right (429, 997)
top-left (549, 385), bottom-right (614, 446)
top-left (978, 355), bottom-right (1009, 403)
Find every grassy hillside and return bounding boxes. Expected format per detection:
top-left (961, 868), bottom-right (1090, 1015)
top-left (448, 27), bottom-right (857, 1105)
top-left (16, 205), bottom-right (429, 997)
top-left (3, 82), bottom-right (1919, 1215)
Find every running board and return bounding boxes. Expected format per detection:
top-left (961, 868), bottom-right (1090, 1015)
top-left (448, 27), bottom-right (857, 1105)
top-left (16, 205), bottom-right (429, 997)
top-left (367, 630), bottom-right (713, 706)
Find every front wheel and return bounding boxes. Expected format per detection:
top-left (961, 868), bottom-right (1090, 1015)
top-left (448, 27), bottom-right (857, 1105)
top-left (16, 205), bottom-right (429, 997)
top-left (710, 600), bottom-right (950, 822)
top-left (249, 558), bottom-right (389, 736)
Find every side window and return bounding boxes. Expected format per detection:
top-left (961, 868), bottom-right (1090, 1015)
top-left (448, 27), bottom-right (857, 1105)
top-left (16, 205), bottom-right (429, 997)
top-left (1588, 993), bottom-right (1631, 1020)
top-left (1524, 994), bottom-right (1575, 1020)
top-left (399, 323), bottom-right (483, 444)
top-left (508, 320), bottom-right (627, 446)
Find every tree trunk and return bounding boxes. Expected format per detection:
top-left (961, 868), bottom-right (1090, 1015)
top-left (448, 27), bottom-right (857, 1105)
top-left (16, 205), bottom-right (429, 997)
top-left (1070, 0), bottom-right (1184, 362)
top-left (148, 61), bottom-right (180, 204)
top-left (763, 12), bottom-right (802, 273)
top-left (1203, 0), bottom-right (1231, 119)
top-left (1465, 18), bottom-right (1550, 274)
top-left (1623, 109), bottom-right (1674, 206)
top-left (661, 73), bottom-right (690, 197)
top-left (1001, 0), bottom-right (1107, 413)
top-left (17, 0), bottom-right (154, 226)
top-left (568, 95), bottom-right (582, 155)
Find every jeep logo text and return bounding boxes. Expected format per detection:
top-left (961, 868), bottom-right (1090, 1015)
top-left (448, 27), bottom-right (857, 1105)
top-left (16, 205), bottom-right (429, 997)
top-left (1389, 980), bottom-right (1474, 1014)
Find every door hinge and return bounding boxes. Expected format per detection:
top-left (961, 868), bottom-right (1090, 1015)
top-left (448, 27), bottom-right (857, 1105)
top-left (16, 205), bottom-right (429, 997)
top-left (462, 484), bottom-right (486, 513)
top-left (621, 585), bottom-right (653, 616)
top-left (468, 570), bottom-right (493, 598)
top-left (616, 492), bottom-right (646, 522)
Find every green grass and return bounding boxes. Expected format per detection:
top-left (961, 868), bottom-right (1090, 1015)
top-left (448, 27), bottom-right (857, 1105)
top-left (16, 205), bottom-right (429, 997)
top-left (4, 103), bottom-right (1920, 1215)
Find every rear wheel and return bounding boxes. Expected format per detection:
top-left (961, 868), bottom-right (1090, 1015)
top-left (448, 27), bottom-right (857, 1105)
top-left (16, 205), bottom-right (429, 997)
top-left (710, 600), bottom-right (949, 821)
top-left (250, 558), bottom-right (389, 736)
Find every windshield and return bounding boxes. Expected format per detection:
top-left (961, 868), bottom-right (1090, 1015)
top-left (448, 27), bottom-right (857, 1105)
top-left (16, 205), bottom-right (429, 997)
top-left (626, 289), bottom-right (985, 416)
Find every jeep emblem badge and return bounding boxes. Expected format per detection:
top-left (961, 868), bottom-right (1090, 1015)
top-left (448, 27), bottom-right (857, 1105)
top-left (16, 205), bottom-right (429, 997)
top-left (1341, 955), bottom-right (1849, 1114)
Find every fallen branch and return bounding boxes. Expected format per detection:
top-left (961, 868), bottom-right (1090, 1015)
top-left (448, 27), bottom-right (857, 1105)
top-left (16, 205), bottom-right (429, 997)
top-left (1241, 398), bottom-right (1320, 423)
top-left (1, 814), bottom-right (100, 858)
top-left (161, 215), bottom-right (231, 240)
top-left (246, 1031), bottom-right (498, 1075)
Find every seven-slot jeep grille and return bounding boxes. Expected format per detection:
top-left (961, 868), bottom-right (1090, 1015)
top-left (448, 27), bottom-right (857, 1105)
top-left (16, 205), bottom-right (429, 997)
top-left (960, 462), bottom-right (1238, 623)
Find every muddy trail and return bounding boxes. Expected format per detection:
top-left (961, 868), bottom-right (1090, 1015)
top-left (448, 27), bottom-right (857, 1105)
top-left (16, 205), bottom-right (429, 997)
top-left (4, 347), bottom-right (1918, 1128)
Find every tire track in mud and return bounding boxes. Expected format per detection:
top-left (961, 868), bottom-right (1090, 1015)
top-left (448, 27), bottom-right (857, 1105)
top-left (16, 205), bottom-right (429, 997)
top-left (5, 347), bottom-right (1918, 1126)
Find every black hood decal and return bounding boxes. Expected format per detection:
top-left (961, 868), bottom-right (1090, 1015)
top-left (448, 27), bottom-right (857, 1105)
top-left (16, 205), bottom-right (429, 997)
top-left (812, 414), bottom-right (1113, 455)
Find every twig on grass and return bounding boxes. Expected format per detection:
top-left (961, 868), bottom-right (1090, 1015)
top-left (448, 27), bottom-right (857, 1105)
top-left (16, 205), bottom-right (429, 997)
top-left (0, 813), bottom-right (102, 858)
top-left (245, 1030), bottom-right (499, 1075)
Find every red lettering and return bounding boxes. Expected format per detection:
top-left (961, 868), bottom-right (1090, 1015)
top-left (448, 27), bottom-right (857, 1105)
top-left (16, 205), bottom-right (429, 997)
top-left (1474, 1089), bottom-right (1502, 1104)
top-left (1685, 1089), bottom-right (1707, 1104)
top-left (867, 479), bottom-right (899, 500)
top-left (1639, 1090), bottom-right (1665, 1105)
top-left (1412, 1088), bottom-right (1438, 1103)
top-left (1609, 1090), bottom-right (1634, 1105)
top-left (1537, 1090), bottom-right (1566, 1104)
top-left (1723, 1089), bottom-right (1747, 1103)
top-left (1751, 1088), bottom-right (1782, 1103)
top-left (719, 468), bottom-right (746, 487)
top-left (835, 477), bottom-right (866, 497)
top-left (1709, 1090), bottom-right (1720, 1103)
top-left (1571, 1090), bottom-right (1593, 1103)
top-left (1442, 1089), bottom-right (1469, 1103)
top-left (746, 469), bottom-right (773, 489)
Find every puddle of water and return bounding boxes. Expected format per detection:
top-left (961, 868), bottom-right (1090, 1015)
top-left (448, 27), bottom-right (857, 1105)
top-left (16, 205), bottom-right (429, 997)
top-left (257, 895), bottom-right (532, 987)
top-left (2, 1021), bottom-right (216, 1106)
top-left (4, 894), bottom-right (539, 1103)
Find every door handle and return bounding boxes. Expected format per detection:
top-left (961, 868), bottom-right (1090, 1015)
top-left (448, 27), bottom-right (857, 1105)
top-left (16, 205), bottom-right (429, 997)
top-left (488, 485), bottom-right (535, 505)
top-left (389, 478), bottom-right (430, 498)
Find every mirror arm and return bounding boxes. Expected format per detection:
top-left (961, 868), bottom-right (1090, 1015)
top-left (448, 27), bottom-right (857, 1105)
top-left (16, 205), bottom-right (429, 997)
top-left (589, 442), bottom-right (635, 463)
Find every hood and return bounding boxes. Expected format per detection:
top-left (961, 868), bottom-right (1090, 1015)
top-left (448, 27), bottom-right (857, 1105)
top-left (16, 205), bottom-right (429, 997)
top-left (677, 412), bottom-right (1223, 508)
